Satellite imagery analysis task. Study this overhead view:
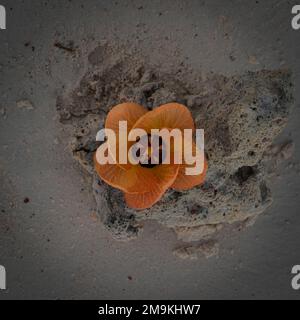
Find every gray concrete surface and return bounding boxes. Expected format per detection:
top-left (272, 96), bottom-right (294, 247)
top-left (0, 0), bottom-right (300, 299)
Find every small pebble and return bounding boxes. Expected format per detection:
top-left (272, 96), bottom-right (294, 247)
top-left (23, 197), bottom-right (30, 204)
top-left (17, 99), bottom-right (34, 110)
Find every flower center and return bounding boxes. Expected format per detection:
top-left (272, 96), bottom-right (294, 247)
top-left (132, 134), bottom-right (165, 168)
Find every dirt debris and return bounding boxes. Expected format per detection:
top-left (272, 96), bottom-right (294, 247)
top-left (54, 41), bottom-right (76, 54)
top-left (264, 141), bottom-right (294, 163)
top-left (17, 99), bottom-right (34, 110)
top-left (57, 44), bottom-right (294, 251)
top-left (173, 241), bottom-right (219, 260)
top-left (0, 107), bottom-right (6, 119)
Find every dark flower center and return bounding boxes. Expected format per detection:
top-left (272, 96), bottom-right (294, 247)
top-left (132, 134), bottom-right (165, 168)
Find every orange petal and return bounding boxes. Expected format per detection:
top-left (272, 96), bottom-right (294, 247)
top-left (94, 151), bottom-right (179, 194)
top-left (171, 156), bottom-right (208, 191)
top-left (124, 188), bottom-right (165, 210)
top-left (105, 102), bottom-right (147, 132)
top-left (132, 103), bottom-right (195, 133)
top-left (124, 163), bottom-right (180, 210)
top-left (105, 103), bottom-right (147, 168)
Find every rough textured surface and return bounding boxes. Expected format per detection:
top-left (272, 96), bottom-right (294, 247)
top-left (58, 44), bottom-right (293, 244)
top-left (173, 241), bottom-right (220, 260)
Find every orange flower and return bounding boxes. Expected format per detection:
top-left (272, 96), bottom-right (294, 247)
top-left (94, 102), bottom-right (208, 210)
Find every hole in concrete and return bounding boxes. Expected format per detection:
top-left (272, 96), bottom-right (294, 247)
top-left (234, 166), bottom-right (256, 184)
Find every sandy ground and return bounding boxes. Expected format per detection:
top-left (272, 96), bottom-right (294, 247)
top-left (0, 0), bottom-right (300, 299)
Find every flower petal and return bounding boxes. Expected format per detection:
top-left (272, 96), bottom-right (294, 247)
top-left (124, 188), bottom-right (165, 210)
top-left (105, 103), bottom-right (148, 168)
top-left (171, 153), bottom-right (208, 191)
top-left (94, 151), bottom-right (179, 194)
top-left (124, 162), bottom-right (180, 210)
top-left (132, 103), bottom-right (195, 133)
top-left (105, 102), bottom-right (148, 132)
